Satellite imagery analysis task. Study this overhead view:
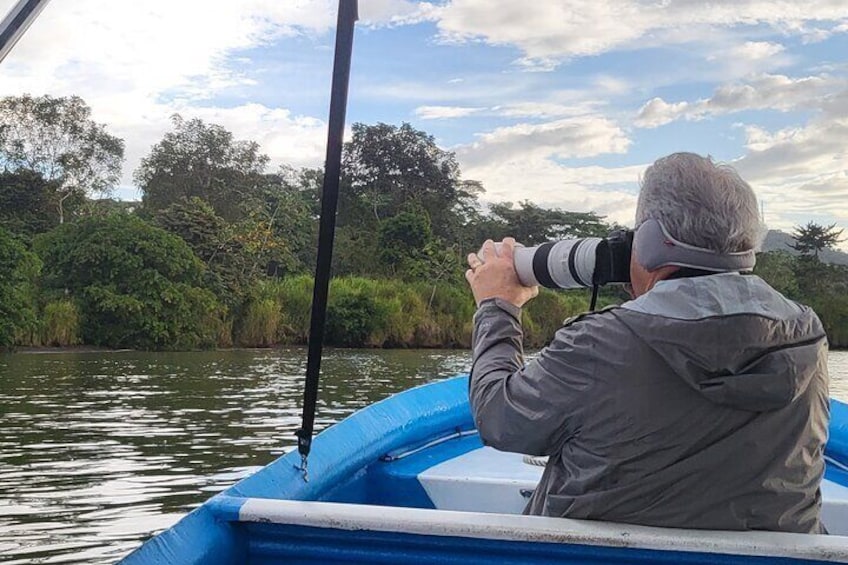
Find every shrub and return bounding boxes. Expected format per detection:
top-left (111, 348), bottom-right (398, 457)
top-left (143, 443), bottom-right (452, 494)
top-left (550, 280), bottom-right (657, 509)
top-left (0, 227), bottom-right (40, 348)
top-left (416, 282), bottom-right (475, 347)
top-left (524, 290), bottom-right (592, 348)
top-left (275, 275), bottom-right (314, 344)
top-left (235, 280), bottom-right (288, 347)
top-left (42, 299), bottom-right (82, 346)
top-left (324, 278), bottom-right (386, 347)
top-left (35, 215), bottom-right (224, 350)
top-left (254, 276), bottom-right (618, 350)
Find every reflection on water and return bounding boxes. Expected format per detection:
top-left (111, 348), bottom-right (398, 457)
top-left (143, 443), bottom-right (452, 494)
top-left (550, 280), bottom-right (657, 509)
top-left (0, 348), bottom-right (846, 563)
top-left (0, 348), bottom-right (470, 564)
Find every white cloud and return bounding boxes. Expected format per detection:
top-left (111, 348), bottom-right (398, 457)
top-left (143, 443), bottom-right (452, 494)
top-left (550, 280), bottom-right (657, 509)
top-left (88, 99), bottom-right (326, 197)
top-left (635, 73), bottom-right (846, 127)
top-left (360, 73), bottom-right (534, 105)
top-left (489, 77), bottom-right (627, 119)
top-left (797, 172), bottom-right (848, 196)
top-left (736, 120), bottom-right (848, 183)
top-left (413, 101), bottom-right (607, 120)
top-left (429, 1), bottom-right (848, 67)
top-left (455, 117), bottom-right (638, 224)
top-left (593, 75), bottom-right (631, 96)
top-left (706, 41), bottom-right (793, 77)
top-left (66, 97), bottom-right (328, 189)
top-left (634, 98), bottom-right (691, 128)
top-left (493, 101), bottom-right (602, 119)
top-left (0, 0), bottom-right (335, 95)
top-left (0, 0), bottom-right (338, 188)
top-left (732, 110), bottom-right (848, 230)
top-left (728, 41), bottom-right (786, 61)
top-left (414, 105), bottom-right (483, 119)
top-left (633, 73), bottom-right (848, 236)
top-left (459, 116), bottom-right (631, 169)
top-left (359, 0), bottom-right (439, 27)
top-left (464, 157), bottom-right (643, 226)
top-left (798, 21), bottom-right (848, 43)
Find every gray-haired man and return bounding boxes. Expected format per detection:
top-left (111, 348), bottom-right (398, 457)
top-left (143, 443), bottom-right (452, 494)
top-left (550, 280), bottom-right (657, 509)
top-left (465, 152), bottom-right (829, 533)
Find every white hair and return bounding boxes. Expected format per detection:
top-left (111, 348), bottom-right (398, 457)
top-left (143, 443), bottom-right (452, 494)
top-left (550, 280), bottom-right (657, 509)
top-left (635, 152), bottom-right (765, 254)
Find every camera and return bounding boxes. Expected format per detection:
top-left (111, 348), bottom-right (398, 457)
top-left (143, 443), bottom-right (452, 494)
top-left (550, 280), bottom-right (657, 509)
top-left (512, 230), bottom-right (633, 290)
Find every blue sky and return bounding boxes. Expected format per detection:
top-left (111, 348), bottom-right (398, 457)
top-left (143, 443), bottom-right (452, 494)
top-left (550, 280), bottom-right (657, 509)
top-left (2, 0), bottom-right (847, 242)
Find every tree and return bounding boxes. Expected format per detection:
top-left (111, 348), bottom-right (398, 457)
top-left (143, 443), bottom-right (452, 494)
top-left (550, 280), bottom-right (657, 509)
top-left (255, 167), bottom-right (319, 274)
top-left (340, 122), bottom-right (479, 240)
top-left (0, 94), bottom-right (124, 224)
top-left (789, 221), bottom-right (844, 260)
top-left (135, 115), bottom-right (269, 221)
top-left (754, 251), bottom-right (800, 299)
top-left (378, 210), bottom-right (433, 276)
top-left (154, 198), bottom-right (257, 311)
top-left (0, 227), bottom-right (40, 347)
top-left (332, 225), bottom-right (383, 277)
top-left (35, 215), bottom-right (223, 350)
top-left (155, 197), bottom-right (229, 264)
top-left (0, 169), bottom-right (76, 236)
top-left (152, 174), bottom-right (315, 309)
top-left (486, 201), bottom-right (613, 245)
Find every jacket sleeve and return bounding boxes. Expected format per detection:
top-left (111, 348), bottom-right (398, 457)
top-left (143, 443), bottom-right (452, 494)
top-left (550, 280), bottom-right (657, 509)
top-left (469, 298), bottom-right (600, 456)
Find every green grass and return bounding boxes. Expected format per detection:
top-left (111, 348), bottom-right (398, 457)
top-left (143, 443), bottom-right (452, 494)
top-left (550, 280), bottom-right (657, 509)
top-left (42, 299), bottom-right (81, 347)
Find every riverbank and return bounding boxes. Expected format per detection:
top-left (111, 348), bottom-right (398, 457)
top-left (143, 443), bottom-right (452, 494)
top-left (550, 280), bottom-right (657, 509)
top-left (10, 345), bottom-right (135, 354)
top-left (9, 276), bottom-right (605, 351)
top-left (9, 343), bottom-right (847, 355)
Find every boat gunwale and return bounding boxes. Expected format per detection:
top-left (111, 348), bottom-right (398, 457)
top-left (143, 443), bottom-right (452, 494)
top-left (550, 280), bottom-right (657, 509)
top-left (212, 495), bottom-right (848, 562)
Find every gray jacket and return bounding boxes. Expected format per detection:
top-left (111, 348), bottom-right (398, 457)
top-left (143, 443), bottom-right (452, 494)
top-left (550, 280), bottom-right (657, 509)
top-left (469, 273), bottom-right (829, 533)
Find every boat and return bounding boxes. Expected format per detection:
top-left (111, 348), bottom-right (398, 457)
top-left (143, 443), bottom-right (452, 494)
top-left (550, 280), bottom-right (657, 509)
top-left (6, 1), bottom-right (848, 562)
top-left (120, 374), bottom-right (848, 563)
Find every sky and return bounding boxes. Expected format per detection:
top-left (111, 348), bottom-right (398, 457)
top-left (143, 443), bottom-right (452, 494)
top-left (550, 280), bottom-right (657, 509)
top-left (1, 0), bottom-right (847, 242)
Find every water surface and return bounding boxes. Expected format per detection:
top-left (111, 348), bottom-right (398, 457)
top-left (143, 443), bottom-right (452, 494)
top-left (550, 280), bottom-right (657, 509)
top-left (1, 348), bottom-right (846, 563)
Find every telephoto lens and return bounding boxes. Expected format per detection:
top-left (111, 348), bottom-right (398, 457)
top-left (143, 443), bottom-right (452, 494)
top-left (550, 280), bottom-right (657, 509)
top-left (512, 231), bottom-right (632, 290)
top-left (513, 239), bottom-right (602, 289)
top-left (475, 233), bottom-right (631, 291)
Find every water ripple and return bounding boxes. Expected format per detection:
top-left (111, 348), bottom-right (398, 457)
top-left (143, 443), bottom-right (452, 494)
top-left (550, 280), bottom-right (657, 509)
top-left (1, 347), bottom-right (842, 564)
top-left (0, 347), bottom-right (470, 564)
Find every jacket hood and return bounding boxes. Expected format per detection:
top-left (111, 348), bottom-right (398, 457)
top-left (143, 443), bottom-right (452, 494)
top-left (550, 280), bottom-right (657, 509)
top-left (616, 274), bottom-right (827, 412)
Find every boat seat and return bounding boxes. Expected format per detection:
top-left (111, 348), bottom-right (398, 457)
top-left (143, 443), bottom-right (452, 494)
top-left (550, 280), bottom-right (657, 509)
top-left (408, 444), bottom-right (848, 535)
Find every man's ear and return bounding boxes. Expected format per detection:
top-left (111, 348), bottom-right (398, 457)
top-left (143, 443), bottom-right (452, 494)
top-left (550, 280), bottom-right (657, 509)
top-left (651, 264), bottom-right (680, 281)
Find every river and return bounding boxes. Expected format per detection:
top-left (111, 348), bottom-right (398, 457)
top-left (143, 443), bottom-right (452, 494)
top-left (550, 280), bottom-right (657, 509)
top-left (1, 348), bottom-right (847, 564)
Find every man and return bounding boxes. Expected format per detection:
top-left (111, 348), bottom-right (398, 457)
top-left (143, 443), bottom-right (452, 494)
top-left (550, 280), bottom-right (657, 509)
top-left (465, 152), bottom-right (829, 533)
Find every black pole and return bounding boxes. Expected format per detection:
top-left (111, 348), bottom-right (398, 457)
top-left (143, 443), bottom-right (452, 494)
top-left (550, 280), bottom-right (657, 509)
top-left (295, 0), bottom-right (358, 480)
top-left (0, 0), bottom-right (52, 64)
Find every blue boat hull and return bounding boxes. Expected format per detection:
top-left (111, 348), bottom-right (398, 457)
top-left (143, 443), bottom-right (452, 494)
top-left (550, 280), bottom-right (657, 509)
top-left (120, 376), bottom-right (848, 564)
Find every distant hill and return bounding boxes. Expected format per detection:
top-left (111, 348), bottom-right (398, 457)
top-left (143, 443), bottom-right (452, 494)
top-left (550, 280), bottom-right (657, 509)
top-left (761, 230), bottom-right (848, 266)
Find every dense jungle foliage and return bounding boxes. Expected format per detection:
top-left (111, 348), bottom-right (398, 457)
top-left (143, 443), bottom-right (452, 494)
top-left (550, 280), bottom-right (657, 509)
top-left (1, 95), bottom-right (846, 350)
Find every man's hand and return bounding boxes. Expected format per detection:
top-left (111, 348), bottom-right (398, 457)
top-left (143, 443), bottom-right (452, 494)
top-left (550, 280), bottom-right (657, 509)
top-left (466, 238), bottom-right (539, 308)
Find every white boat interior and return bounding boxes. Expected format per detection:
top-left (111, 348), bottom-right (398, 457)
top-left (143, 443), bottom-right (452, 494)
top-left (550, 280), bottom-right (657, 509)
top-left (411, 440), bottom-right (848, 536)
